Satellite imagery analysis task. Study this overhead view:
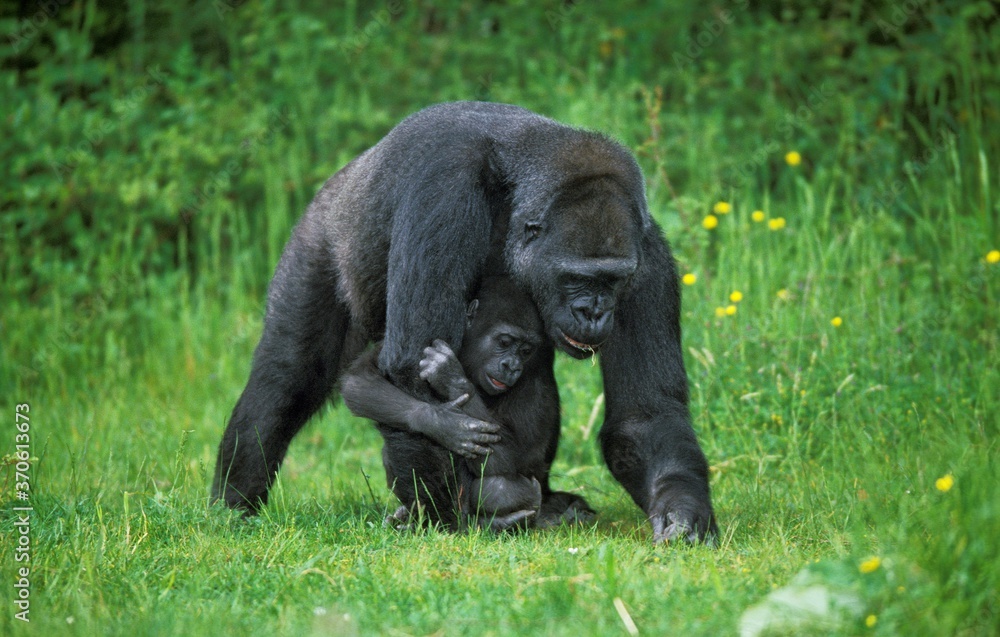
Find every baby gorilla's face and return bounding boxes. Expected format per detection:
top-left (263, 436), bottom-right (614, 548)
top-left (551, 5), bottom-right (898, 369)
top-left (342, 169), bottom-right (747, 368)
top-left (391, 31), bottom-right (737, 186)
top-left (464, 323), bottom-right (540, 396)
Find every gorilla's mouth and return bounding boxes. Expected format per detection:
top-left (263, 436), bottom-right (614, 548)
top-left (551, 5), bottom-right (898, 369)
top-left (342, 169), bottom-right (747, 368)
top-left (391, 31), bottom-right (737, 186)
top-left (488, 376), bottom-right (508, 391)
top-left (560, 331), bottom-right (599, 356)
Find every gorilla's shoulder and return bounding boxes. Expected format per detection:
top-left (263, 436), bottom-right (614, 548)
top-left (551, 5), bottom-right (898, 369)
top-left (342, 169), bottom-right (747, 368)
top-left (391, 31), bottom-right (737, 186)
top-left (388, 101), bottom-right (564, 141)
top-left (406, 101), bottom-right (541, 123)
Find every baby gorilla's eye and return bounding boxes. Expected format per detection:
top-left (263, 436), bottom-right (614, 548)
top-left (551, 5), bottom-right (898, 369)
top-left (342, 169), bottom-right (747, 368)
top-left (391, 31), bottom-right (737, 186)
top-left (519, 345), bottom-right (534, 358)
top-left (497, 335), bottom-right (513, 349)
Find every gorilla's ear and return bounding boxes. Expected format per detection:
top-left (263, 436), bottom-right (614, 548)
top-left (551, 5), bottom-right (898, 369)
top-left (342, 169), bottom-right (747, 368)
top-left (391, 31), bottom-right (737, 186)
top-left (612, 171), bottom-right (651, 232)
top-left (466, 299), bottom-right (480, 329)
top-left (633, 191), bottom-right (652, 231)
top-left (524, 220), bottom-right (544, 243)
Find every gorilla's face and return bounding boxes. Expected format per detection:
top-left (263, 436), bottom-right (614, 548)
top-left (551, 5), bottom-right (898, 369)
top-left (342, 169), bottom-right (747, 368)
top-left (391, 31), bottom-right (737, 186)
top-left (510, 179), bottom-right (640, 359)
top-left (545, 260), bottom-right (634, 358)
top-left (461, 322), bottom-right (541, 396)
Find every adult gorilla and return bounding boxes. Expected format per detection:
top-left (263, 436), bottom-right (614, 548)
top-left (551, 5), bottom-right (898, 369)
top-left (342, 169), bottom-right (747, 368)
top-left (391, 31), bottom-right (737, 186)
top-left (212, 101), bottom-right (718, 543)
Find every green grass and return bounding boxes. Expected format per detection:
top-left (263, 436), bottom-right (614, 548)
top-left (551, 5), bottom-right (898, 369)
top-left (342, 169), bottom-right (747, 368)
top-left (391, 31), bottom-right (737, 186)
top-left (2, 2), bottom-right (999, 635)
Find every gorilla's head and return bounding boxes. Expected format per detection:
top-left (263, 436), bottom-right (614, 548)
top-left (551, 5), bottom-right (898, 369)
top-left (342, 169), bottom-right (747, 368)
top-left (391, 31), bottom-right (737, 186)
top-left (507, 175), bottom-right (642, 359)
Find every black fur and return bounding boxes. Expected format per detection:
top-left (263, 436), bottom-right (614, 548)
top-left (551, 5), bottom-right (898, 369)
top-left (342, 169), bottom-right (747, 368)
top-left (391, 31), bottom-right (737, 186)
top-left (211, 101), bottom-right (717, 543)
top-left (341, 276), bottom-right (593, 530)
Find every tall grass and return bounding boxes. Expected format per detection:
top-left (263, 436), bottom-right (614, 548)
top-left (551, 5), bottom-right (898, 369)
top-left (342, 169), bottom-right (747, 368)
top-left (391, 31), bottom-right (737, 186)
top-left (2, 2), bottom-right (998, 635)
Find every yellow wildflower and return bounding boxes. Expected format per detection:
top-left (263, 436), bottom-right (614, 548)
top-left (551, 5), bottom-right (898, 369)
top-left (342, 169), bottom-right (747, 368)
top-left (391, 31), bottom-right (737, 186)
top-left (715, 307), bottom-right (727, 318)
top-left (768, 217), bottom-right (786, 231)
top-left (859, 556), bottom-right (881, 574)
top-left (866, 615), bottom-right (877, 628)
top-left (935, 474), bottom-right (954, 492)
top-left (703, 214), bottom-right (719, 230)
top-left (751, 210), bottom-right (765, 222)
top-left (725, 305), bottom-right (737, 316)
top-left (785, 151), bottom-right (802, 166)
top-left (831, 316), bottom-right (843, 327)
top-left (987, 249), bottom-right (1000, 264)
top-left (729, 290), bottom-right (743, 303)
top-left (776, 288), bottom-right (789, 300)
top-left (713, 201), bottom-right (732, 214)
top-left (682, 273), bottom-right (697, 286)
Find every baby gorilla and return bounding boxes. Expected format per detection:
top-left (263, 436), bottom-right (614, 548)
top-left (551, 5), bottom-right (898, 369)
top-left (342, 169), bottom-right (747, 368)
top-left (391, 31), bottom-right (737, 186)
top-left (342, 276), bottom-right (580, 531)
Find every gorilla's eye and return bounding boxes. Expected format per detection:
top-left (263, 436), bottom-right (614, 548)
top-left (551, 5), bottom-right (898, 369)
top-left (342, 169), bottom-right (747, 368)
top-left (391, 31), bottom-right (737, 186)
top-left (519, 344), bottom-right (534, 358)
top-left (524, 221), bottom-right (543, 242)
top-left (497, 335), bottom-right (513, 349)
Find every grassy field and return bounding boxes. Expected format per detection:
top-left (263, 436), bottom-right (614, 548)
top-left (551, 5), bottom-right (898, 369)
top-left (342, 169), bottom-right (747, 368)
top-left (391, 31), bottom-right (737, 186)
top-left (2, 2), bottom-right (998, 635)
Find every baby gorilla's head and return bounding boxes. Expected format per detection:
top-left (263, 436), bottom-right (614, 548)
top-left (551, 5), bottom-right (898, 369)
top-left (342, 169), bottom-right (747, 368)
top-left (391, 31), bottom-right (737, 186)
top-left (459, 277), bottom-right (544, 396)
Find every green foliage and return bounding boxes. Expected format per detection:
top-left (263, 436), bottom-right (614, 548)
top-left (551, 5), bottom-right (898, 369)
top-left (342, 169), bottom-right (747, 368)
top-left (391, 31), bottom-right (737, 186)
top-left (1, 1), bottom-right (998, 635)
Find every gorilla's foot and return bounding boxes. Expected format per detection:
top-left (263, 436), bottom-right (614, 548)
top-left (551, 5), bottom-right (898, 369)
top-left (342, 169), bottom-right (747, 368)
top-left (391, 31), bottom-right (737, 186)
top-left (483, 508), bottom-right (537, 532)
top-left (537, 491), bottom-right (596, 528)
top-left (384, 505), bottom-right (413, 531)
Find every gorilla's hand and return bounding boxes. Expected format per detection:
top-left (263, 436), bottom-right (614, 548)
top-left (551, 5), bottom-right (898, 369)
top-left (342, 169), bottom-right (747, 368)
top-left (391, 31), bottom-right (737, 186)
top-left (411, 394), bottom-right (500, 459)
top-left (419, 339), bottom-right (475, 401)
top-left (648, 477), bottom-right (718, 545)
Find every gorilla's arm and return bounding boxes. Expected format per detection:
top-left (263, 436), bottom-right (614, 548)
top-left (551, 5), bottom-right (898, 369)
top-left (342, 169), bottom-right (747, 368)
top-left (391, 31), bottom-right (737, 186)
top-left (417, 339), bottom-right (494, 423)
top-left (376, 136), bottom-right (498, 389)
top-left (341, 350), bottom-right (501, 459)
top-left (598, 225), bottom-right (718, 544)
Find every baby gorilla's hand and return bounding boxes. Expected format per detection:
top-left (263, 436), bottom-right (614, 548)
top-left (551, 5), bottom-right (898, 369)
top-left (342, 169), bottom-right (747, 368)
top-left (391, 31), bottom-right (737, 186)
top-left (419, 339), bottom-right (475, 400)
